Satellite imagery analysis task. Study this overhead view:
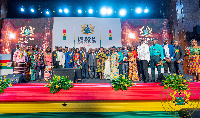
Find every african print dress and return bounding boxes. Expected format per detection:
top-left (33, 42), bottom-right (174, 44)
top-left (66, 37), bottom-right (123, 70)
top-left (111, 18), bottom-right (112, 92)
top-left (96, 52), bottom-right (106, 73)
top-left (128, 50), bottom-right (139, 81)
top-left (73, 53), bottom-right (81, 69)
top-left (13, 50), bottom-right (27, 75)
top-left (104, 54), bottom-right (111, 79)
top-left (110, 52), bottom-right (119, 79)
top-left (30, 55), bottom-right (36, 80)
top-left (44, 52), bottom-right (52, 80)
top-left (186, 47), bottom-right (200, 74)
top-left (24, 51), bottom-right (31, 81)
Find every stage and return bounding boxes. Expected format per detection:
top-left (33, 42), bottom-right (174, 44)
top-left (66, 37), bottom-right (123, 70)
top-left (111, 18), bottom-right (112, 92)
top-left (0, 82), bottom-right (200, 115)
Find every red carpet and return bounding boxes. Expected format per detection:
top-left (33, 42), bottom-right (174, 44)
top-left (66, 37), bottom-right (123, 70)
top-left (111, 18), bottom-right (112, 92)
top-left (0, 83), bottom-right (200, 102)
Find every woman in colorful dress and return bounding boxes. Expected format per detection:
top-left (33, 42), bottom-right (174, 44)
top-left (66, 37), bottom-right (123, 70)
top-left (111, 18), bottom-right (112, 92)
top-left (73, 48), bottom-right (81, 69)
top-left (44, 46), bottom-right (52, 81)
top-left (110, 48), bottom-right (119, 79)
top-left (35, 47), bottom-right (45, 82)
top-left (128, 46), bottom-right (139, 81)
top-left (24, 45), bottom-right (31, 81)
top-left (104, 50), bottom-right (111, 79)
top-left (96, 47), bottom-right (106, 80)
top-left (30, 46), bottom-right (38, 81)
top-left (13, 45), bottom-right (27, 75)
top-left (185, 39), bottom-right (200, 82)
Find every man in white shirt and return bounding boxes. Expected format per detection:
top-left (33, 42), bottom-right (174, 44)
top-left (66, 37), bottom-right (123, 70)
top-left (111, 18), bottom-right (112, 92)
top-left (57, 46), bottom-right (63, 68)
top-left (137, 39), bottom-right (150, 83)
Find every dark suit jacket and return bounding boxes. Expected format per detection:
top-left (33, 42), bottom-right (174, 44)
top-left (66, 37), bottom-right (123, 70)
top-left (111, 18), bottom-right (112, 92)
top-left (88, 53), bottom-right (97, 67)
top-left (11, 49), bottom-right (16, 62)
top-left (174, 45), bottom-right (184, 62)
top-left (80, 52), bottom-right (89, 62)
top-left (52, 51), bottom-right (57, 65)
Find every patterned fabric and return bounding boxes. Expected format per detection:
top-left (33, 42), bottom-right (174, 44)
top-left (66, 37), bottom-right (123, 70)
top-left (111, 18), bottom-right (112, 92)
top-left (13, 50), bottom-right (27, 62)
top-left (30, 55), bottom-right (36, 80)
top-left (96, 52), bottom-right (106, 73)
top-left (73, 53), bottom-right (81, 68)
top-left (24, 51), bottom-right (31, 81)
top-left (110, 52), bottom-right (119, 79)
top-left (187, 47), bottom-right (200, 74)
top-left (44, 66), bottom-right (52, 80)
top-left (44, 52), bottom-right (52, 66)
top-left (104, 54), bottom-right (111, 79)
top-left (128, 50), bottom-right (139, 81)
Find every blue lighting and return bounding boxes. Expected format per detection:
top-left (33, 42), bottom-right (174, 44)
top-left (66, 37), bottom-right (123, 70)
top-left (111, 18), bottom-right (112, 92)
top-left (78, 9), bottom-right (82, 14)
top-left (46, 11), bottom-right (50, 15)
top-left (64, 8), bottom-right (69, 13)
top-left (119, 9), bottom-right (127, 16)
top-left (144, 8), bottom-right (149, 13)
top-left (59, 9), bottom-right (62, 13)
top-left (135, 7), bottom-right (142, 14)
top-left (88, 8), bottom-right (93, 14)
top-left (31, 8), bottom-right (34, 13)
top-left (21, 8), bottom-right (25, 12)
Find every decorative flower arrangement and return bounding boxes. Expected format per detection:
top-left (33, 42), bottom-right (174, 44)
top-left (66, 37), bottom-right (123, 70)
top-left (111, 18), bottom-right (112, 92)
top-left (162, 74), bottom-right (191, 104)
top-left (45, 75), bottom-right (74, 93)
top-left (110, 74), bottom-right (136, 91)
top-left (175, 49), bottom-right (179, 54)
top-left (0, 77), bottom-right (12, 94)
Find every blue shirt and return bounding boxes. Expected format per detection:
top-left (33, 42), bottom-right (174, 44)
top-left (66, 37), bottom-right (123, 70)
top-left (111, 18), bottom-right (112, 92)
top-left (150, 43), bottom-right (164, 60)
top-left (118, 52), bottom-right (124, 63)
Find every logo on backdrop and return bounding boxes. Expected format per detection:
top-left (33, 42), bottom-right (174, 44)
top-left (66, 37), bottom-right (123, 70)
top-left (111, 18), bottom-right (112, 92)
top-left (78, 24), bottom-right (96, 45)
top-left (19, 26), bottom-right (35, 43)
top-left (139, 26), bottom-right (153, 43)
top-left (80, 24), bottom-right (95, 35)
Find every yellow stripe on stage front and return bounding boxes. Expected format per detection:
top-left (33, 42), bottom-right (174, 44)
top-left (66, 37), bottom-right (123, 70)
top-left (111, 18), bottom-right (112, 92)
top-left (0, 63), bottom-right (7, 66)
top-left (0, 101), bottom-right (199, 113)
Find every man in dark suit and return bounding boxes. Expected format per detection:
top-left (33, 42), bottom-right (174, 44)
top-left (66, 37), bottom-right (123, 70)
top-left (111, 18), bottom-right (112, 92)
top-left (88, 49), bottom-right (97, 79)
top-left (80, 48), bottom-right (89, 79)
top-left (11, 44), bottom-right (20, 71)
top-left (162, 38), bottom-right (175, 73)
top-left (173, 40), bottom-right (184, 75)
top-left (52, 46), bottom-right (59, 68)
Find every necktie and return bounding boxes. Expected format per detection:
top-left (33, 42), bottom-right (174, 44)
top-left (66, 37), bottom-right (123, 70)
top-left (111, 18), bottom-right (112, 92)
top-left (93, 53), bottom-right (94, 59)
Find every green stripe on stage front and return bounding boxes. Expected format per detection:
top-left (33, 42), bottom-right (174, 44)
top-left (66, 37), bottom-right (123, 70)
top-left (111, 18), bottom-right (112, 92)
top-left (0, 112), bottom-right (176, 118)
top-left (0, 66), bottom-right (13, 69)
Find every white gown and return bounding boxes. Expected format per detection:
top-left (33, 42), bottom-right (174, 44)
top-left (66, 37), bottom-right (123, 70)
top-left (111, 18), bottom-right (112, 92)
top-left (104, 55), bottom-right (111, 79)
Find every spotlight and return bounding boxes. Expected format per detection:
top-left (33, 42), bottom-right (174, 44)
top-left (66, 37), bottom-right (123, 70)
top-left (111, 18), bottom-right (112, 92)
top-left (59, 9), bottom-right (62, 13)
top-left (88, 8), bottom-right (93, 14)
top-left (100, 7), bottom-right (107, 15)
top-left (78, 9), bottom-right (82, 14)
top-left (46, 11), bottom-right (50, 15)
top-left (9, 33), bottom-right (16, 39)
top-left (119, 9), bottom-right (126, 16)
top-left (144, 8), bottom-right (149, 13)
top-left (31, 8), bottom-right (34, 12)
top-left (64, 8), bottom-right (69, 13)
top-left (135, 7), bottom-right (142, 14)
top-left (107, 8), bottom-right (113, 15)
top-left (21, 8), bottom-right (25, 12)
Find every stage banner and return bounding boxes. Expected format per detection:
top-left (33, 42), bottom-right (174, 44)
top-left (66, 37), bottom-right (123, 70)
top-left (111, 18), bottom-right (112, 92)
top-left (53, 17), bottom-right (121, 50)
top-left (121, 19), bottom-right (170, 47)
top-left (0, 18), bottom-right (53, 54)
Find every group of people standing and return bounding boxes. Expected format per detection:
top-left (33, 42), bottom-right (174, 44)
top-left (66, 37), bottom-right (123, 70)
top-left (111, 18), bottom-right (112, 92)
top-left (10, 38), bottom-right (200, 82)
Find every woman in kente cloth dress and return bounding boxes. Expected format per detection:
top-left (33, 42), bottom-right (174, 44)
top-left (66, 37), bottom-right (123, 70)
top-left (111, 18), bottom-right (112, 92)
top-left (13, 45), bottom-right (27, 75)
top-left (110, 48), bottom-right (119, 79)
top-left (44, 46), bottom-right (52, 81)
top-left (185, 39), bottom-right (200, 82)
top-left (24, 45), bottom-right (31, 81)
top-left (128, 46), bottom-right (139, 81)
top-left (96, 47), bottom-right (106, 80)
top-left (30, 45), bottom-right (38, 81)
top-left (73, 48), bottom-right (81, 69)
top-left (104, 50), bottom-right (111, 79)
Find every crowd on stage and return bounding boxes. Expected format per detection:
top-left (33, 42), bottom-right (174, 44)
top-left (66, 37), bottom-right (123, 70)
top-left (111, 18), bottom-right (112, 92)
top-left (11, 38), bottom-right (200, 82)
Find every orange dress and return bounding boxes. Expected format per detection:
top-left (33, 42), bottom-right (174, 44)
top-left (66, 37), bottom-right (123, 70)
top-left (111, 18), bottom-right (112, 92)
top-left (128, 50), bottom-right (139, 81)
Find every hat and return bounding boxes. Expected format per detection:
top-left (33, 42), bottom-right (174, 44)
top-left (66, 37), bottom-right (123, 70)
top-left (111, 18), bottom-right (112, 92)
top-left (152, 38), bottom-right (157, 41)
top-left (163, 38), bottom-right (168, 42)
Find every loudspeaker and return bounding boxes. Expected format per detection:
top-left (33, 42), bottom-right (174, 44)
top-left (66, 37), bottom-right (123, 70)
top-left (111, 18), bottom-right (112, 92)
top-left (179, 108), bottom-right (200, 118)
top-left (52, 68), bottom-right (75, 82)
top-left (4, 74), bottom-right (28, 84)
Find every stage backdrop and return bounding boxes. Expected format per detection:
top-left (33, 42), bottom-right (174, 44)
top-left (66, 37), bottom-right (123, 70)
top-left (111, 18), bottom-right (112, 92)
top-left (121, 19), bottom-right (170, 47)
top-left (53, 17), bottom-right (121, 50)
top-left (0, 18), bottom-right (53, 54)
